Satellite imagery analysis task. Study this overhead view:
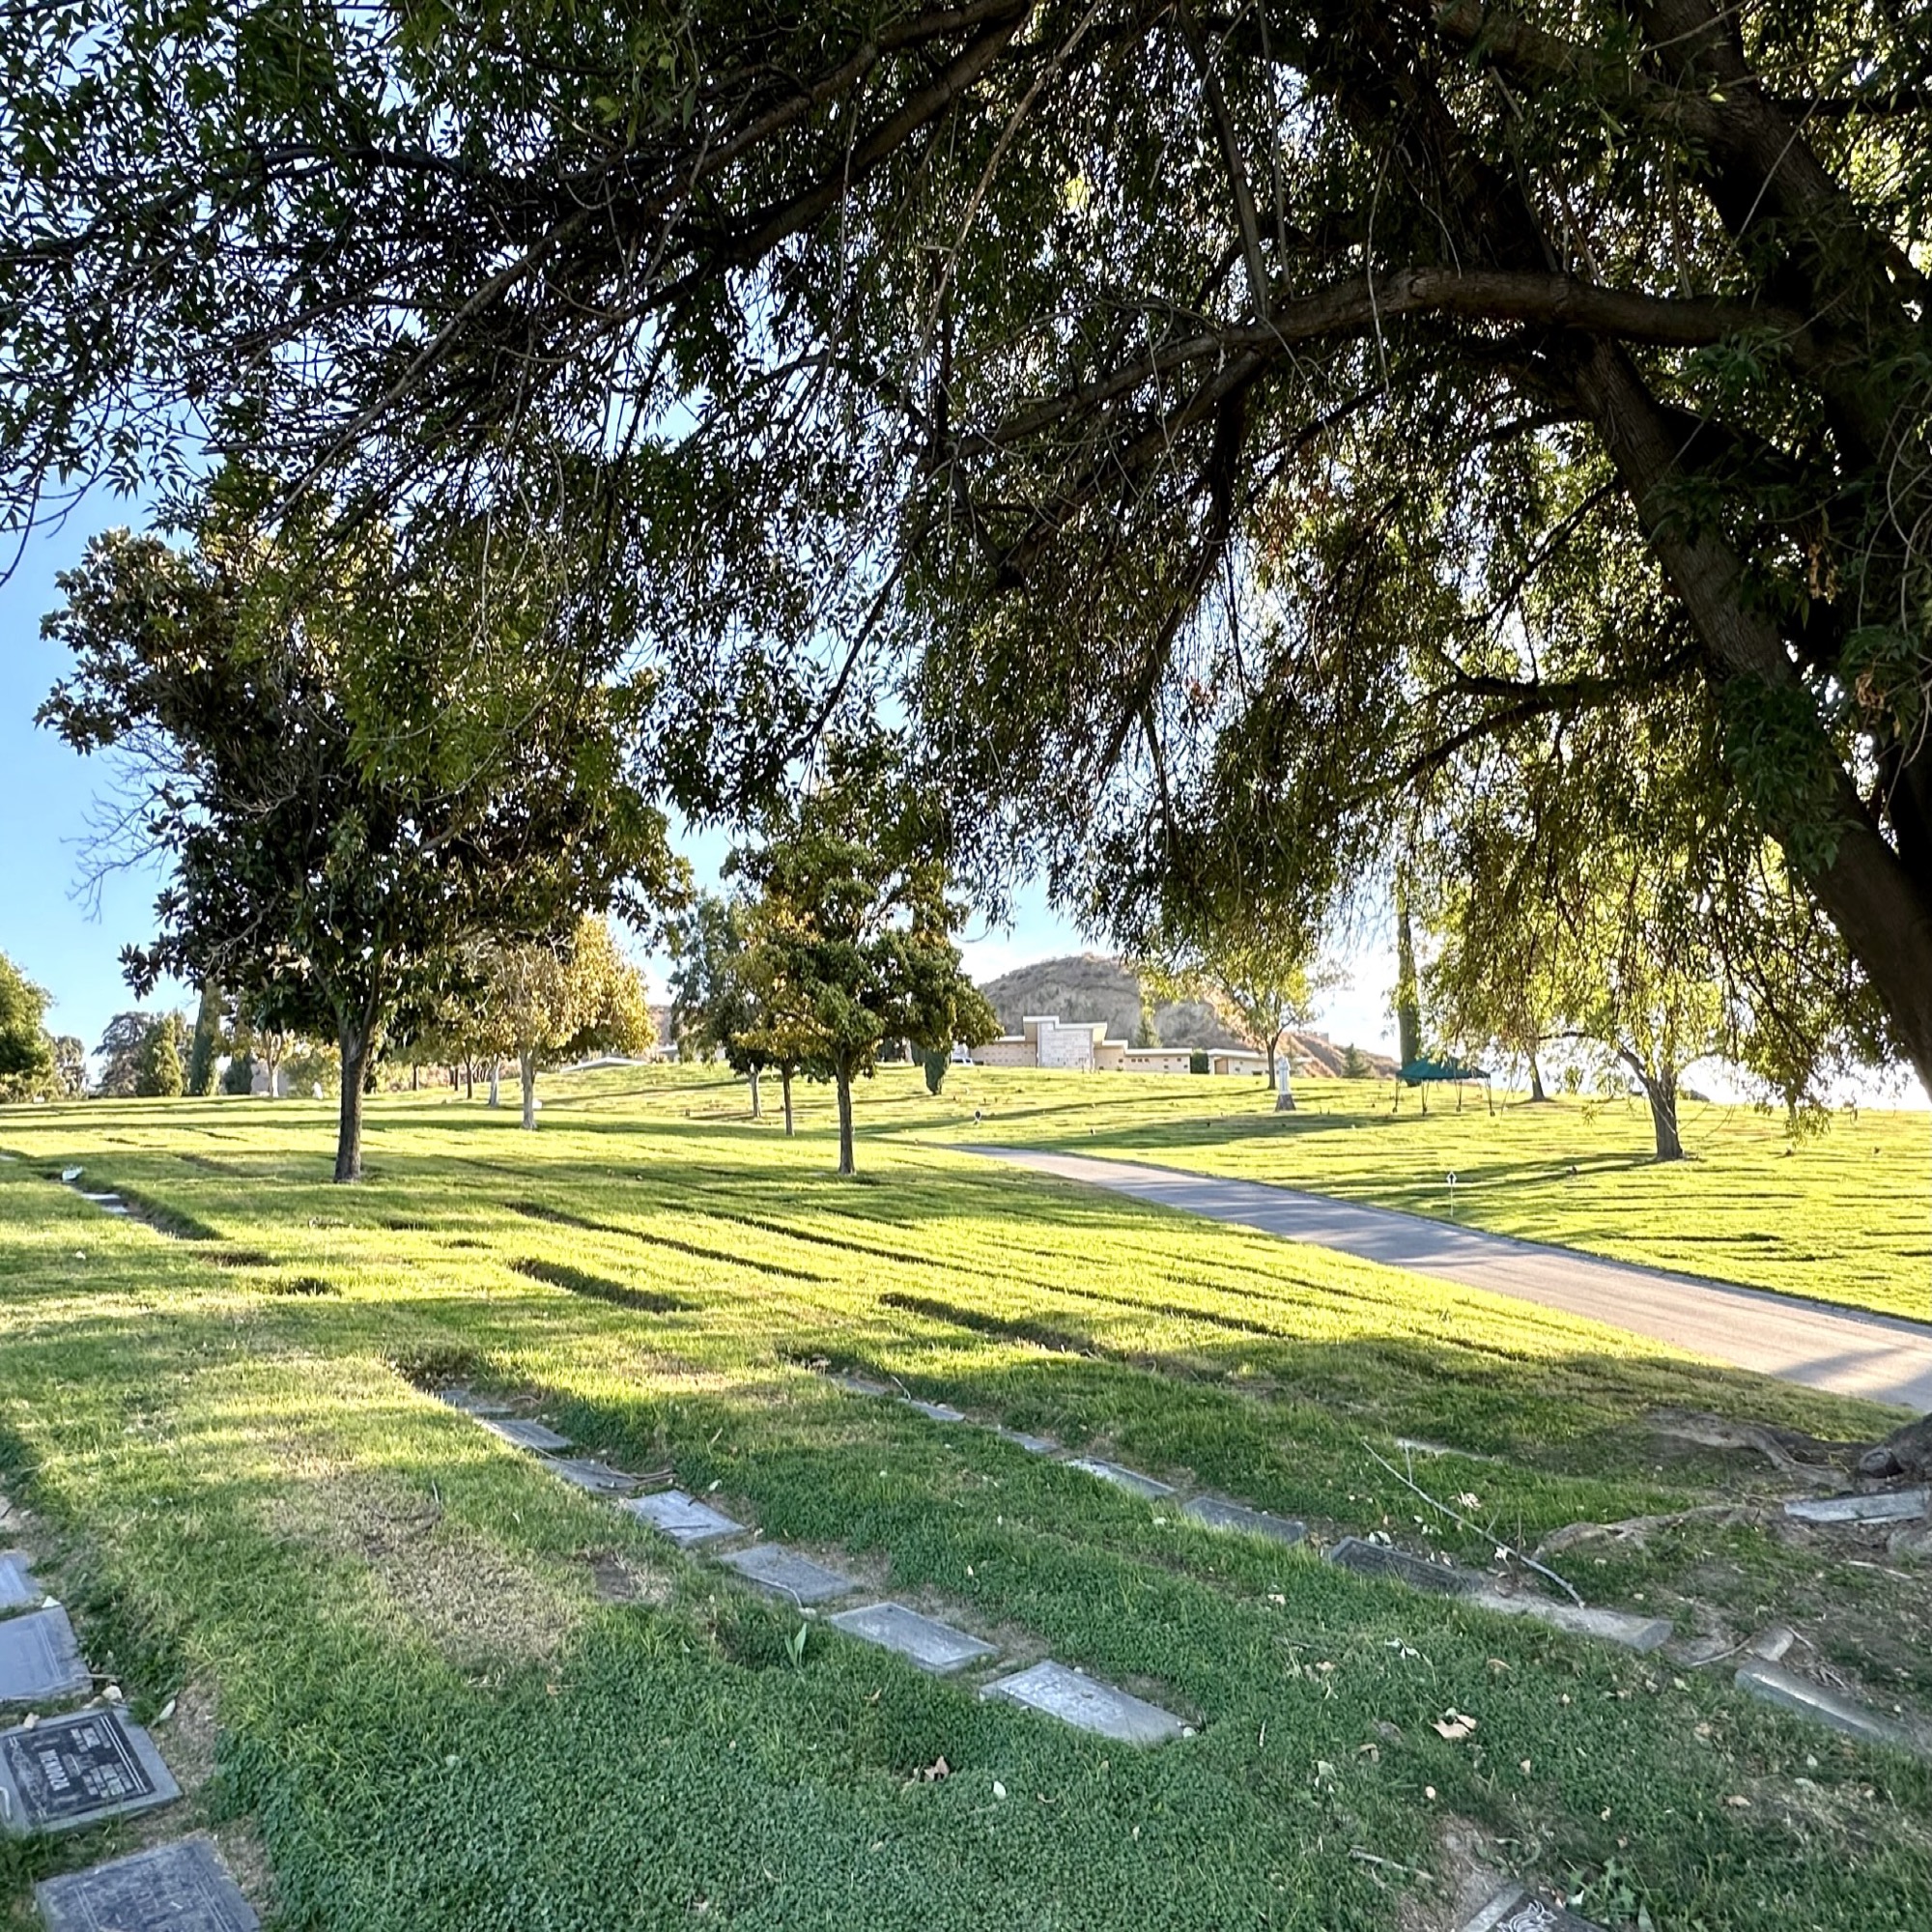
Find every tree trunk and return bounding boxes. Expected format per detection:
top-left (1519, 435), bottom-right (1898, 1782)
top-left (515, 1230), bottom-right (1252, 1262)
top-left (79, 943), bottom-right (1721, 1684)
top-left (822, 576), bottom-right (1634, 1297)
top-left (520, 1051), bottom-right (538, 1130)
top-left (487, 1060), bottom-right (500, 1107)
top-left (411, 1064), bottom-right (418, 1092)
top-left (835, 1067), bottom-right (855, 1175)
top-left (1395, 873), bottom-right (1421, 1068)
top-left (463, 1062), bottom-right (472, 1099)
top-left (1528, 1053), bottom-right (1548, 1103)
top-left (1643, 1065), bottom-right (1685, 1162)
top-left (1575, 339), bottom-right (1932, 1096)
top-left (334, 1024), bottom-right (368, 1182)
top-left (748, 1065), bottom-right (762, 1119)
top-left (781, 1066), bottom-right (795, 1136)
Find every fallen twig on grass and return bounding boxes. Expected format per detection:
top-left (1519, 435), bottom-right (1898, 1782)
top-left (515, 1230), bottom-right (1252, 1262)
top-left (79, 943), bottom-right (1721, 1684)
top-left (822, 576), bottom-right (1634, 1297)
top-left (1348, 1847), bottom-right (1433, 1881)
top-left (1362, 1439), bottom-right (1584, 1606)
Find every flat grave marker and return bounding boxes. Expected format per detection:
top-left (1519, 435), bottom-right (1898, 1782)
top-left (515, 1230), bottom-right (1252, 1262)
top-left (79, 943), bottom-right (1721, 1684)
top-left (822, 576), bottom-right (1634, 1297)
top-left (981, 1661), bottom-right (1187, 1745)
top-left (900, 1397), bottom-right (967, 1424)
top-left (435, 1387), bottom-right (512, 1417)
top-left (36, 1834), bottom-right (259, 1932)
top-left (827, 1603), bottom-right (997, 1674)
top-left (543, 1457), bottom-right (647, 1497)
top-left (1065, 1458), bottom-right (1175, 1500)
top-left (0, 1708), bottom-right (180, 1834)
top-left (994, 1427), bottom-right (1058, 1456)
top-left (719, 1545), bottom-right (857, 1605)
top-left (1783, 1488), bottom-right (1928, 1525)
top-left (1471, 1591), bottom-right (1672, 1654)
top-left (0, 1606), bottom-right (92, 1706)
top-left (477, 1416), bottom-right (573, 1453)
top-left (0, 1553), bottom-right (41, 1610)
top-left (1324, 1536), bottom-right (1479, 1596)
top-left (1734, 1660), bottom-right (1928, 1755)
top-left (625, 1491), bottom-right (743, 1547)
top-left (1459, 1882), bottom-right (1605, 1932)
top-left (1182, 1496), bottom-right (1306, 1545)
top-left (829, 1373), bottom-right (892, 1398)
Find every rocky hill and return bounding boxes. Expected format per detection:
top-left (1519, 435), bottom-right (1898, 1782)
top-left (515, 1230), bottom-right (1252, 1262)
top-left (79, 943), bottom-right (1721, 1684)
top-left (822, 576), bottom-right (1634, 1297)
top-left (976, 952), bottom-right (1393, 1075)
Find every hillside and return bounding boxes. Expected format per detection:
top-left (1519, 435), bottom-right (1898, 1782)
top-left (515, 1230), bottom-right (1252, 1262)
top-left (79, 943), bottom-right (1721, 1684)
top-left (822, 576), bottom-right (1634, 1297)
top-left (976, 952), bottom-right (1391, 1075)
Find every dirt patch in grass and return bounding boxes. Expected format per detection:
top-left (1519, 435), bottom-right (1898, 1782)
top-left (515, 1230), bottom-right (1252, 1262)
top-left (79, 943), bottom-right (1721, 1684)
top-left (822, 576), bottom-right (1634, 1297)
top-left (264, 1460), bottom-right (582, 1666)
top-left (584, 1550), bottom-right (672, 1606)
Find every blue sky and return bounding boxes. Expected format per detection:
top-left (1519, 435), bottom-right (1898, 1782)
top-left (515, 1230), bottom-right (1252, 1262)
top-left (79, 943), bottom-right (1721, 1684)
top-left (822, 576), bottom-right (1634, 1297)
top-left (1, 501), bottom-right (1403, 1063)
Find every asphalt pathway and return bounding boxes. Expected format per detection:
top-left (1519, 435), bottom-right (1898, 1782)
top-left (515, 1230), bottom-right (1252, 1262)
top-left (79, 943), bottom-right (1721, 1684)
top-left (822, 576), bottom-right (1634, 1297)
top-left (965, 1147), bottom-right (1932, 1413)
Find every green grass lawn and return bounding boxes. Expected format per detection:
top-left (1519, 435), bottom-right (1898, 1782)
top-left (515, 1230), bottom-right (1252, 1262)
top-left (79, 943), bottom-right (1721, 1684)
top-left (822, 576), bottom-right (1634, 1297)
top-left (0, 1070), bottom-right (1926, 1930)
top-left (894, 1065), bottom-right (1932, 1321)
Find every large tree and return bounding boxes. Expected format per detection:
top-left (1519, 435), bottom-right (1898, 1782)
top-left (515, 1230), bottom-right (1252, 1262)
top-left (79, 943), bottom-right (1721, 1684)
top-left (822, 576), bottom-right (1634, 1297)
top-left (5, 2), bottom-right (1931, 1086)
top-left (40, 503), bottom-right (679, 1179)
top-left (0, 952), bottom-right (56, 1101)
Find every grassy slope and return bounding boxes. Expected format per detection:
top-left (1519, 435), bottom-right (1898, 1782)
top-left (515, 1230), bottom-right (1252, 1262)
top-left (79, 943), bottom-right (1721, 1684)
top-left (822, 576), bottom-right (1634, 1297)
top-left (901, 1065), bottom-right (1932, 1321)
top-left (0, 1072), bottom-right (1924, 1931)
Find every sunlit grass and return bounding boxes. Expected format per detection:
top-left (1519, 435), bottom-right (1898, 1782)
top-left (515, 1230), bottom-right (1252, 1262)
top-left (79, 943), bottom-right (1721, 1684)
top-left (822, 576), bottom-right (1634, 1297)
top-left (0, 1076), bottom-right (1924, 1930)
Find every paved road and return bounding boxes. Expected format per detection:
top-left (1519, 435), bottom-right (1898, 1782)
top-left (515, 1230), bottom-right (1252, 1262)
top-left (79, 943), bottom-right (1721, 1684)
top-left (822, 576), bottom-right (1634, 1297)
top-left (966, 1147), bottom-right (1932, 1413)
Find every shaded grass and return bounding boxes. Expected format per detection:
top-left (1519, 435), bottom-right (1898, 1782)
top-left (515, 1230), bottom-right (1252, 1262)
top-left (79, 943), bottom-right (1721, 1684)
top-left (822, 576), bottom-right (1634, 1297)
top-left (0, 1079), bottom-right (1924, 1930)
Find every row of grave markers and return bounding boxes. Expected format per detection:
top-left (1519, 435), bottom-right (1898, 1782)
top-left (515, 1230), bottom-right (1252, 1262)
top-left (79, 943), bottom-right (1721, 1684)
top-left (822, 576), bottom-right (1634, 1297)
top-left (0, 1546), bottom-right (259, 1929)
top-left (440, 1380), bottom-right (1634, 1929)
top-left (450, 1388), bottom-right (1200, 1745)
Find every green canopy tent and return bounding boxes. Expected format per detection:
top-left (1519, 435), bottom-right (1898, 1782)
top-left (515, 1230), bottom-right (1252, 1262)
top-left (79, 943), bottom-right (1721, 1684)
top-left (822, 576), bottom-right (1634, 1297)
top-left (1394, 1058), bottom-right (1492, 1115)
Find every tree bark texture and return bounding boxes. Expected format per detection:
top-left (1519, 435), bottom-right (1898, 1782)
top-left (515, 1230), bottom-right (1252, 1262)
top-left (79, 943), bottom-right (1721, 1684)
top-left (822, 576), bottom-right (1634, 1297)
top-left (748, 1065), bottom-right (761, 1119)
top-left (334, 1024), bottom-right (368, 1181)
top-left (781, 1067), bottom-right (795, 1136)
top-left (835, 1067), bottom-right (855, 1174)
top-left (520, 1051), bottom-right (537, 1129)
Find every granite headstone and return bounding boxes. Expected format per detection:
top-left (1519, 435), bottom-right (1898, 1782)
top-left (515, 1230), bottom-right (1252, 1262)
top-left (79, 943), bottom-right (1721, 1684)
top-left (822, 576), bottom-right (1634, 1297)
top-left (1182, 1496), bottom-right (1307, 1545)
top-left (719, 1545), bottom-right (857, 1605)
top-left (1324, 1536), bottom-right (1479, 1595)
top-left (0, 1605), bottom-right (92, 1706)
top-left (35, 1834), bottom-right (259, 1931)
top-left (827, 1603), bottom-right (997, 1673)
top-left (0, 1708), bottom-right (180, 1834)
top-left (624, 1491), bottom-right (743, 1546)
top-left (981, 1661), bottom-right (1187, 1745)
top-left (1065, 1459), bottom-right (1175, 1500)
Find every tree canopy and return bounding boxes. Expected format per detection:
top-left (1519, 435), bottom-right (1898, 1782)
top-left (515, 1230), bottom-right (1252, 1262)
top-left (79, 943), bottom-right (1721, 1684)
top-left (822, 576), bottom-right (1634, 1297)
top-left (0, 952), bottom-right (56, 1100)
top-left (732, 743), bottom-right (996, 1173)
top-left (40, 500), bottom-right (680, 1178)
top-left (6, 1), bottom-right (1930, 1086)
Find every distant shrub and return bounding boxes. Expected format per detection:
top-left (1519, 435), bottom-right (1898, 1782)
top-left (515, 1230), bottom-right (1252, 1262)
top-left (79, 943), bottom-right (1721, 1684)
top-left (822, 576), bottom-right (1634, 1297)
top-left (1188, 1049), bottom-right (1209, 1074)
top-left (222, 1052), bottom-right (255, 1095)
top-left (1340, 1043), bottom-right (1370, 1078)
top-left (922, 1049), bottom-right (950, 1096)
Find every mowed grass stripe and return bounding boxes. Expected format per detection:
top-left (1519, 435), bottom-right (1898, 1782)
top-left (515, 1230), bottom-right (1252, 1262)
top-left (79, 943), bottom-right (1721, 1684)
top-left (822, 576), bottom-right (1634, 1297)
top-left (0, 1082), bottom-right (1925, 1931)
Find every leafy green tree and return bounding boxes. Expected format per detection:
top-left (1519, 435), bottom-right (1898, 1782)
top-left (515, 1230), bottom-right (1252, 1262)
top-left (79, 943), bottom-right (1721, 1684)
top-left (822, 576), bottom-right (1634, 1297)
top-left (1151, 919), bottom-right (1330, 1101)
top-left (49, 1036), bottom-right (85, 1098)
top-left (479, 917), bottom-right (656, 1130)
top-left (185, 980), bottom-right (223, 1096)
top-left (667, 892), bottom-right (768, 1117)
top-left (1423, 695), bottom-right (1880, 1159)
top-left (1339, 1044), bottom-right (1371, 1081)
top-left (921, 1048), bottom-right (951, 1097)
top-left (94, 1011), bottom-right (153, 1099)
top-left (134, 1011), bottom-right (186, 1098)
top-left (0, 952), bottom-right (57, 1100)
top-left (1131, 992), bottom-right (1160, 1052)
top-left (10, 3), bottom-right (1931, 1086)
top-left (734, 745), bottom-right (997, 1175)
top-left (40, 500), bottom-right (678, 1179)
